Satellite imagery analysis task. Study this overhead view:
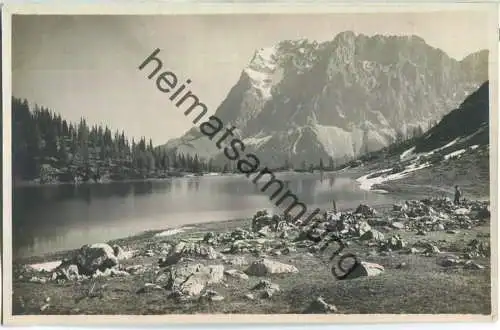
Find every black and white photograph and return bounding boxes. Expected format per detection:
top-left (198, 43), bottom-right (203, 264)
top-left (2, 2), bottom-right (498, 323)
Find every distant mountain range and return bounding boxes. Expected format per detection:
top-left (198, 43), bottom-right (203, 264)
top-left (162, 31), bottom-right (488, 168)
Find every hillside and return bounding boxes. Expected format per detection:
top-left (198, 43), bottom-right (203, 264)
top-left (11, 98), bottom-right (223, 185)
top-left (162, 31), bottom-right (488, 168)
top-left (355, 81), bottom-right (490, 198)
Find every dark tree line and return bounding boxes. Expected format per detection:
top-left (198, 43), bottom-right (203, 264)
top-left (12, 97), bottom-right (220, 183)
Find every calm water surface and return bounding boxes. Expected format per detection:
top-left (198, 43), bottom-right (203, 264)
top-left (13, 171), bottom-right (409, 258)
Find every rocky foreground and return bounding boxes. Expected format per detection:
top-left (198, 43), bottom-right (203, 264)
top-left (13, 198), bottom-right (491, 315)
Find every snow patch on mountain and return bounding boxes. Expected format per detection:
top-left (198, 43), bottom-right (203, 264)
top-left (243, 134), bottom-right (273, 149)
top-left (314, 124), bottom-right (356, 158)
top-left (244, 46), bottom-right (282, 100)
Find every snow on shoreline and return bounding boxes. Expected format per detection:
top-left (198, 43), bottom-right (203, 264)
top-left (154, 226), bottom-right (194, 237)
top-left (400, 146), bottom-right (416, 160)
top-left (357, 162), bottom-right (431, 191)
top-left (28, 260), bottom-right (62, 272)
top-left (444, 148), bottom-right (466, 160)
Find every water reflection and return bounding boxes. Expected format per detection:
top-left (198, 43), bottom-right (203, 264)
top-left (13, 173), bottom-right (399, 259)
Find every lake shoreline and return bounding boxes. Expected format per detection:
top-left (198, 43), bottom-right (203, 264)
top-left (12, 169), bottom-right (341, 188)
top-left (13, 196), bottom-right (491, 315)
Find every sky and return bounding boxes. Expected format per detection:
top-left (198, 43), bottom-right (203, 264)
top-left (12, 11), bottom-right (492, 145)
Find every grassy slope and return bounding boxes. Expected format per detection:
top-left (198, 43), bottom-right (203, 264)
top-left (373, 145), bottom-right (490, 200)
top-left (13, 210), bottom-right (491, 315)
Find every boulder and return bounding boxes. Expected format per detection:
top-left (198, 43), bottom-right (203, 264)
top-left (203, 232), bottom-right (219, 245)
top-left (161, 242), bottom-right (218, 266)
top-left (356, 221), bottom-right (372, 237)
top-left (304, 297), bottom-right (338, 313)
top-left (308, 228), bottom-right (326, 242)
top-left (477, 208), bottom-right (491, 220)
top-left (454, 208), bottom-right (470, 215)
top-left (245, 258), bottom-right (299, 276)
top-left (224, 269), bottom-right (249, 281)
top-left (383, 235), bottom-right (407, 250)
top-left (343, 261), bottom-right (384, 280)
top-left (200, 289), bottom-right (224, 302)
top-left (354, 204), bottom-right (377, 217)
top-left (391, 222), bottom-right (405, 230)
top-left (251, 279), bottom-right (280, 298)
top-left (393, 203), bottom-right (408, 212)
top-left (252, 210), bottom-right (279, 232)
top-left (257, 226), bottom-right (273, 237)
top-left (93, 268), bottom-right (130, 278)
top-left (360, 229), bottom-right (385, 242)
top-left (72, 243), bottom-right (119, 275)
top-left (224, 256), bottom-right (249, 266)
top-left (52, 263), bottom-right (80, 281)
top-left (112, 244), bottom-right (131, 260)
top-left (438, 255), bottom-right (462, 267)
top-left (161, 263), bottom-right (224, 297)
top-left (464, 261), bottom-right (485, 270)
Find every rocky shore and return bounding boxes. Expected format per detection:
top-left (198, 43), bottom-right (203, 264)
top-left (13, 197), bottom-right (491, 315)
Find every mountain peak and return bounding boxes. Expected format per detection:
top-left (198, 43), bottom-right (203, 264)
top-left (164, 33), bottom-right (488, 167)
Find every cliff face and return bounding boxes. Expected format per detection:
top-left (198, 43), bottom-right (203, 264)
top-left (163, 31), bottom-right (488, 167)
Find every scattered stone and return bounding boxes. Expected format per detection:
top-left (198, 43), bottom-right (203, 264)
top-left (200, 289), bottom-right (224, 302)
top-left (423, 244), bottom-right (440, 255)
top-left (454, 208), bottom-right (470, 215)
top-left (408, 247), bottom-right (420, 254)
top-left (52, 263), bottom-right (80, 281)
top-left (252, 210), bottom-right (280, 232)
top-left (203, 231), bottom-right (219, 245)
top-left (381, 235), bottom-right (407, 251)
top-left (224, 256), bottom-right (249, 266)
top-left (224, 269), bottom-right (249, 281)
top-left (252, 279), bottom-right (280, 298)
top-left (396, 262), bottom-right (407, 269)
top-left (93, 268), bottom-right (130, 278)
top-left (342, 261), bottom-right (384, 280)
top-left (281, 246), bottom-right (296, 255)
top-left (304, 297), bottom-right (338, 313)
top-left (112, 244), bottom-right (131, 260)
top-left (360, 229), bottom-right (385, 241)
top-left (464, 260), bottom-right (485, 270)
top-left (257, 226), bottom-right (273, 237)
top-left (245, 258), bottom-right (299, 276)
top-left (477, 208), bottom-right (490, 220)
top-left (29, 276), bottom-right (48, 284)
top-left (355, 204), bottom-right (377, 217)
top-left (72, 243), bottom-right (119, 275)
top-left (391, 222), bottom-right (405, 230)
top-left (435, 223), bottom-right (445, 231)
top-left (356, 221), bottom-right (372, 237)
top-left (160, 263), bottom-right (224, 297)
top-left (244, 293), bottom-right (255, 300)
top-left (144, 250), bottom-right (155, 257)
top-left (137, 283), bottom-right (164, 294)
top-left (439, 255), bottom-right (461, 267)
top-left (270, 249), bottom-right (282, 256)
top-left (125, 265), bottom-right (147, 275)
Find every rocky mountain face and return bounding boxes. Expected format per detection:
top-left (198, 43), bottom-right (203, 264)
top-left (163, 31), bottom-right (488, 168)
